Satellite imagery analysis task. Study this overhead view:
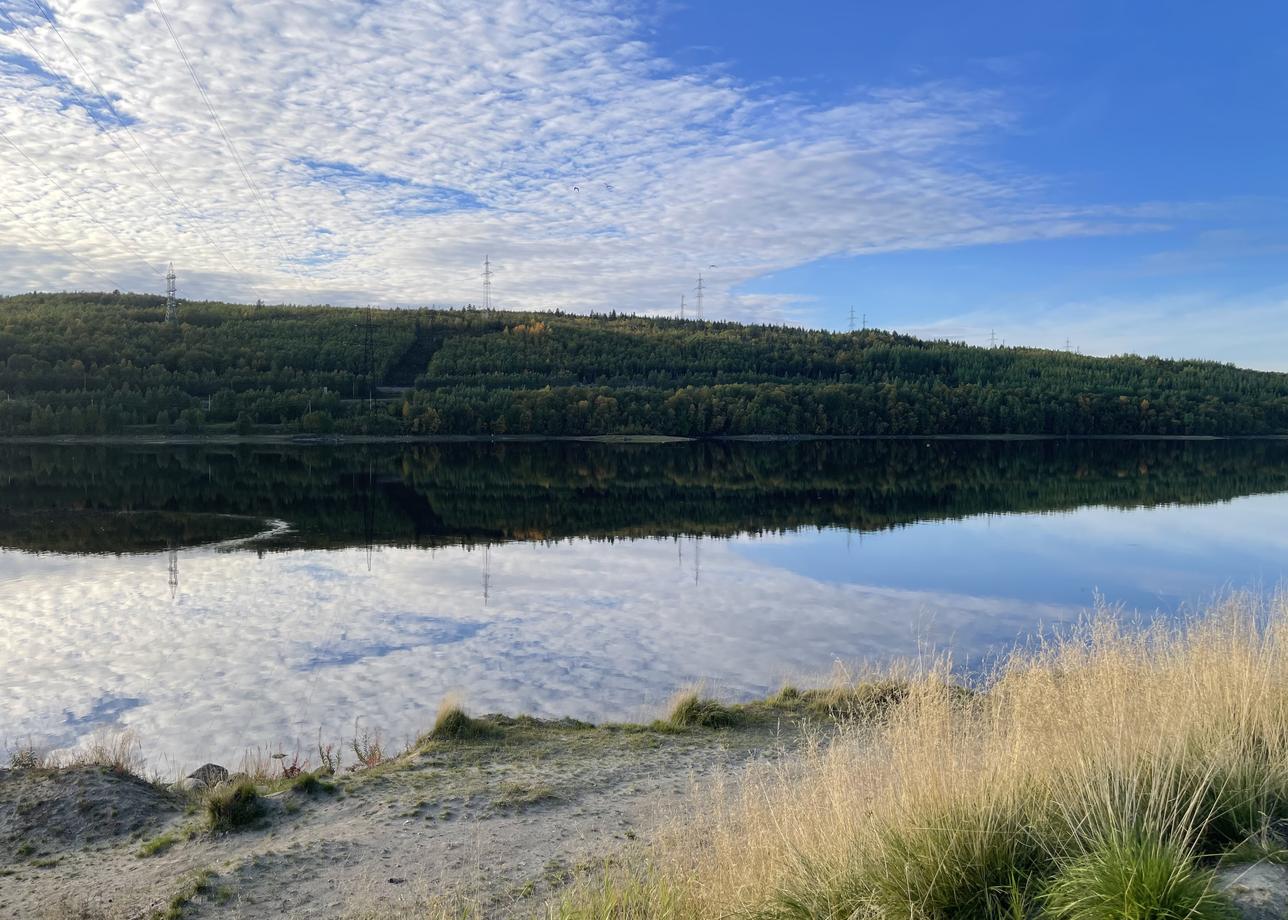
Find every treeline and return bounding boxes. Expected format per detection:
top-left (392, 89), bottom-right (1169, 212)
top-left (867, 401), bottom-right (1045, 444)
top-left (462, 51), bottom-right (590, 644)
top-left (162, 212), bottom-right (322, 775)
top-left (1, 292), bottom-right (1286, 436)
top-left (2, 439), bottom-right (1287, 554)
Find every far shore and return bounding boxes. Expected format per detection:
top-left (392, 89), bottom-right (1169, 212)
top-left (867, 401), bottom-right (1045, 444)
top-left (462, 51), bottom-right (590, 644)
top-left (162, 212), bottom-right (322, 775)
top-left (0, 431), bottom-right (1276, 447)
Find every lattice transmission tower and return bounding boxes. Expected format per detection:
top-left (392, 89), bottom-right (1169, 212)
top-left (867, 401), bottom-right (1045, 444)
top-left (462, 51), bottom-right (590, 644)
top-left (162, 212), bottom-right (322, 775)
top-left (165, 262), bottom-right (177, 324)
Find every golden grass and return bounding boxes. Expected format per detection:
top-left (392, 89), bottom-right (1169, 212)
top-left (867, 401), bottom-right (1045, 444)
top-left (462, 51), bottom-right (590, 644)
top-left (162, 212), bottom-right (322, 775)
top-left (551, 594), bottom-right (1288, 919)
top-left (424, 695), bottom-right (499, 742)
top-left (6, 728), bottom-right (146, 777)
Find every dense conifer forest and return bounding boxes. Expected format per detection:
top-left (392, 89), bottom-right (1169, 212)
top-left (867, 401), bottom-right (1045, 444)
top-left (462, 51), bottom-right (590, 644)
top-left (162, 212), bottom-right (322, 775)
top-left (1, 292), bottom-right (1286, 436)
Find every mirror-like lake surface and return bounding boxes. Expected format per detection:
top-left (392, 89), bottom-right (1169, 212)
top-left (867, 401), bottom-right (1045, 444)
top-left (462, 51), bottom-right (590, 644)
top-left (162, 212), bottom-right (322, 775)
top-left (3, 439), bottom-right (1287, 768)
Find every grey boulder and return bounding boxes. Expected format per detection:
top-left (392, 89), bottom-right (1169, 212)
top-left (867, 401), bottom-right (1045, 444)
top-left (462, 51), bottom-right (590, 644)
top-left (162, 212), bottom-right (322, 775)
top-left (186, 763), bottom-right (229, 786)
top-left (1218, 863), bottom-right (1288, 920)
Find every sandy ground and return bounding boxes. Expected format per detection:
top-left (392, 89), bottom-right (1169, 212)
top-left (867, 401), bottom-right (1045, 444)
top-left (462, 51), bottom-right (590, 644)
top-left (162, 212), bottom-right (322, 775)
top-left (1, 719), bottom-right (801, 919)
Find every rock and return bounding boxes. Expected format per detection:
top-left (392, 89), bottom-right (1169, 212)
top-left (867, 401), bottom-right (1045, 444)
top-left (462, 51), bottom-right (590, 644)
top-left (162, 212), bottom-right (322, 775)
top-left (172, 776), bottom-right (207, 793)
top-left (186, 763), bottom-right (229, 786)
top-left (1217, 863), bottom-right (1288, 920)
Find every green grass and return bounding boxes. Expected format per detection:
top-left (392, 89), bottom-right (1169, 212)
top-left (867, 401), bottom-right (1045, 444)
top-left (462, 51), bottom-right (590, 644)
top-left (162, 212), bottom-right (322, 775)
top-left (862, 803), bottom-right (1043, 920)
top-left (204, 779), bottom-right (263, 832)
top-left (289, 771), bottom-right (337, 795)
top-left (155, 868), bottom-right (215, 920)
top-left (136, 830), bottom-right (181, 858)
top-left (1042, 834), bottom-right (1236, 920)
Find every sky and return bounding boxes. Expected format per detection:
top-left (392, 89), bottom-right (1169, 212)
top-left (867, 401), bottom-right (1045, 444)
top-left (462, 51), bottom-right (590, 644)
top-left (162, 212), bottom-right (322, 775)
top-left (1, 0), bottom-right (1286, 366)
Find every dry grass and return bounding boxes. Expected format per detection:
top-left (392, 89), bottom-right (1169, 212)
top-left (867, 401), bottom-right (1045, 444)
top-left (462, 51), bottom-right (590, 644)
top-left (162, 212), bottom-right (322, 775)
top-left (6, 728), bottom-right (146, 778)
top-left (424, 696), bottom-right (499, 742)
top-left (552, 594), bottom-right (1288, 919)
top-left (664, 689), bottom-right (740, 729)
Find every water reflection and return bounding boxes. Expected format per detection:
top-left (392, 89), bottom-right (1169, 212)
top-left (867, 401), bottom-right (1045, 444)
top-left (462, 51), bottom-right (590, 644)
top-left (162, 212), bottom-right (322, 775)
top-left (1, 439), bottom-right (1286, 766)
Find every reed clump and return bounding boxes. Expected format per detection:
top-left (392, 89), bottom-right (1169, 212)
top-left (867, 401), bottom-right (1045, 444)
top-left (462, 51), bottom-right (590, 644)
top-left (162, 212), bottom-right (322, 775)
top-left (553, 594), bottom-right (1288, 919)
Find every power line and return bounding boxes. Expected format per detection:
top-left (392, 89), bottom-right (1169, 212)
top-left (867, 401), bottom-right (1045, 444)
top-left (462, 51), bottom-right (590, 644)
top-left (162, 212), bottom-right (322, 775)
top-left (20, 0), bottom-right (258, 286)
top-left (150, 0), bottom-right (296, 272)
top-left (5, 3), bottom-right (264, 296)
top-left (0, 200), bottom-right (129, 291)
top-left (30, 1), bottom-right (257, 281)
top-left (0, 127), bottom-right (166, 277)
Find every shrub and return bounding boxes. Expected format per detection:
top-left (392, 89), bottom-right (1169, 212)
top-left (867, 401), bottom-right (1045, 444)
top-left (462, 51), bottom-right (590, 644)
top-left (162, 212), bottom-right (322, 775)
top-left (8, 746), bottom-right (42, 769)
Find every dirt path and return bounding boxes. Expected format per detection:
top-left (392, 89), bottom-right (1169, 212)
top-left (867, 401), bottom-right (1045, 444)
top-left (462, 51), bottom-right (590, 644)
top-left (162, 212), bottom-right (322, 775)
top-left (2, 717), bottom-right (804, 919)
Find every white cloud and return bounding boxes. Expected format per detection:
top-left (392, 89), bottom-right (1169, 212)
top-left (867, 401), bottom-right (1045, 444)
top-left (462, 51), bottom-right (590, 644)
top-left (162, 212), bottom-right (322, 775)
top-left (1, 530), bottom-right (1079, 770)
top-left (6, 488), bottom-right (1284, 770)
top-left (0, 0), bottom-right (1152, 321)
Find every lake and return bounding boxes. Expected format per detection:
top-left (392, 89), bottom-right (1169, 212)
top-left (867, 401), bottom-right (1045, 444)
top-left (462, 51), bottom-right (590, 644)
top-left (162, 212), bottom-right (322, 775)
top-left (3, 438), bottom-right (1287, 769)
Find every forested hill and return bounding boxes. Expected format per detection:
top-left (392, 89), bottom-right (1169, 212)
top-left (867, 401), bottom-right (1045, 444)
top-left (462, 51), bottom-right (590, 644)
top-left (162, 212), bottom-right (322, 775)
top-left (1, 291), bottom-right (1285, 437)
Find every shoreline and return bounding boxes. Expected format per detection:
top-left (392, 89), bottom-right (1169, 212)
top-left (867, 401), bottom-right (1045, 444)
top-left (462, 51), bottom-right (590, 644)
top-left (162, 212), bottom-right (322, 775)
top-left (0, 431), bottom-right (1277, 446)
top-left (0, 689), bottom-right (868, 919)
top-left (8, 604), bottom-right (1288, 919)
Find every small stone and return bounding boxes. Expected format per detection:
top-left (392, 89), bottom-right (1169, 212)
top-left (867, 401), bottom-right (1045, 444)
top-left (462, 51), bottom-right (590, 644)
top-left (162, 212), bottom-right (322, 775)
top-left (387, 877), bottom-right (406, 885)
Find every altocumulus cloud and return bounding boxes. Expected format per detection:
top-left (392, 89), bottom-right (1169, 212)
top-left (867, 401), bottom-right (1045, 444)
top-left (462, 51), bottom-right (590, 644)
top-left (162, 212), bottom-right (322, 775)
top-left (0, 0), bottom-right (1156, 319)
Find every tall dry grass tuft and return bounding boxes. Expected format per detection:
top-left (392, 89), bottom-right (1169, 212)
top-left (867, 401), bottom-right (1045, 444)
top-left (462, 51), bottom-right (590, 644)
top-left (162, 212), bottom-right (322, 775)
top-left (424, 695), bottom-right (497, 743)
top-left (558, 594), bottom-right (1288, 919)
top-left (6, 728), bottom-right (146, 777)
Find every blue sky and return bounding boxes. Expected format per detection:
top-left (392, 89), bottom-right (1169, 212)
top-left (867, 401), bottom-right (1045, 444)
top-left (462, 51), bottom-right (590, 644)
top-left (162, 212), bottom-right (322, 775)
top-left (649, 0), bottom-right (1288, 353)
top-left (1, 0), bottom-right (1286, 365)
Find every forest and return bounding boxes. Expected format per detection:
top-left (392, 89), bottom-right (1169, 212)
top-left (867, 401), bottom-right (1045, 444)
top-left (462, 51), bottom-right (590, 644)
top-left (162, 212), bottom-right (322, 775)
top-left (1, 291), bottom-right (1286, 436)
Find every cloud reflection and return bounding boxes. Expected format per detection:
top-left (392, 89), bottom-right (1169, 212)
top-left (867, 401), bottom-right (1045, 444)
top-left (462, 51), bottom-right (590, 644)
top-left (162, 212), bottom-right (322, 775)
top-left (3, 493), bottom-right (1285, 769)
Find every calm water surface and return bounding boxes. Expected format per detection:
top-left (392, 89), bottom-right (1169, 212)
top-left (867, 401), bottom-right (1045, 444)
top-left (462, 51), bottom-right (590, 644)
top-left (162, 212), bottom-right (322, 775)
top-left (2, 439), bottom-right (1286, 767)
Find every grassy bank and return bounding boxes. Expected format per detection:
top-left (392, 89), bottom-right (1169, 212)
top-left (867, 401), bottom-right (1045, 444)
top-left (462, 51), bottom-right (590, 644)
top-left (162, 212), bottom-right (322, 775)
top-left (532, 596), bottom-right (1288, 920)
